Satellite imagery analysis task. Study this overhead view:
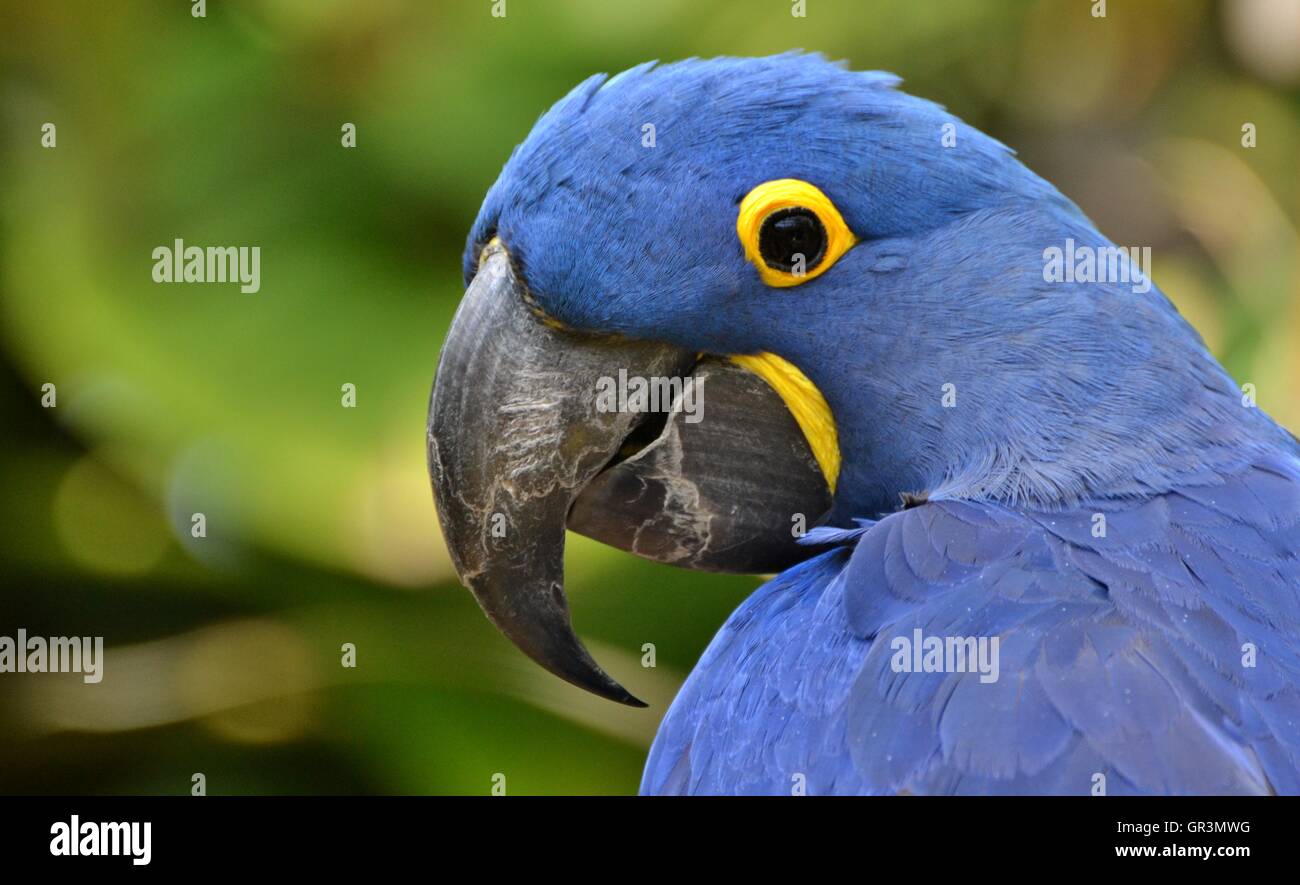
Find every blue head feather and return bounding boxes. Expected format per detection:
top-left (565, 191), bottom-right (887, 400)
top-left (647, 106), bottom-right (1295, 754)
top-left (465, 53), bottom-right (1297, 521)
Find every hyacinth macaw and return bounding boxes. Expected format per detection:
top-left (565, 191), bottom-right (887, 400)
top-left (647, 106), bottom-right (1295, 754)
top-left (428, 54), bottom-right (1300, 795)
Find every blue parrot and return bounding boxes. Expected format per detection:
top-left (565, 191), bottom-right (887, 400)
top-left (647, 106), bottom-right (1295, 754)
top-left (428, 53), bottom-right (1300, 795)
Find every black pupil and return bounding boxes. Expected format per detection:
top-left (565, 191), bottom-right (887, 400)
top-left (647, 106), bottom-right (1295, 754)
top-left (758, 207), bottom-right (827, 274)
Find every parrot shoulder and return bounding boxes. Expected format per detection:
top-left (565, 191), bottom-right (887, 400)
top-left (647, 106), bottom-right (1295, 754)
top-left (643, 454), bottom-right (1300, 795)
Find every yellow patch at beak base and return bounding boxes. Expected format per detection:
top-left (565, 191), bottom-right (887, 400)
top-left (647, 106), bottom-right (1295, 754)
top-left (729, 352), bottom-right (840, 493)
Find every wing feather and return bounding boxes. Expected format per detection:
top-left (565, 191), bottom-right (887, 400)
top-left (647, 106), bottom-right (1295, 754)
top-left (641, 457), bottom-right (1300, 795)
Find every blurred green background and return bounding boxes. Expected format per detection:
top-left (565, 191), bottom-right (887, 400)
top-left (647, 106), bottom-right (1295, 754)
top-left (1, 0), bottom-right (1297, 794)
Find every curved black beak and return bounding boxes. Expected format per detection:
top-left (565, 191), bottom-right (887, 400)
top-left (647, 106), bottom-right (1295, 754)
top-left (429, 242), bottom-right (692, 705)
top-left (429, 241), bottom-right (831, 705)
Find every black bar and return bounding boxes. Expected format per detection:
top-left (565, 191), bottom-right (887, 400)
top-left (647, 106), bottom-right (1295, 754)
top-left (0, 796), bottom-right (1282, 870)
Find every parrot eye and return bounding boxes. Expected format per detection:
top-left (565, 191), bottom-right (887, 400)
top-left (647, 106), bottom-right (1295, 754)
top-left (736, 179), bottom-right (857, 288)
top-left (759, 208), bottom-right (827, 273)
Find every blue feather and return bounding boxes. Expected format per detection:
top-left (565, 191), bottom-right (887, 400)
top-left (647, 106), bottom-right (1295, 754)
top-left (643, 456), bottom-right (1300, 794)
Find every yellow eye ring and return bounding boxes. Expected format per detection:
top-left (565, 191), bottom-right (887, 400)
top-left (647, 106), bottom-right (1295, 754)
top-left (737, 179), bottom-right (857, 287)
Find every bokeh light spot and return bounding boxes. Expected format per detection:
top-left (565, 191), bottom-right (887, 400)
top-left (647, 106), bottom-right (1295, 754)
top-left (53, 454), bottom-right (170, 576)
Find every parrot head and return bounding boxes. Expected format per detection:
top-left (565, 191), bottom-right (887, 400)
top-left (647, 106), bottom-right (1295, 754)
top-left (428, 53), bottom-right (1264, 705)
